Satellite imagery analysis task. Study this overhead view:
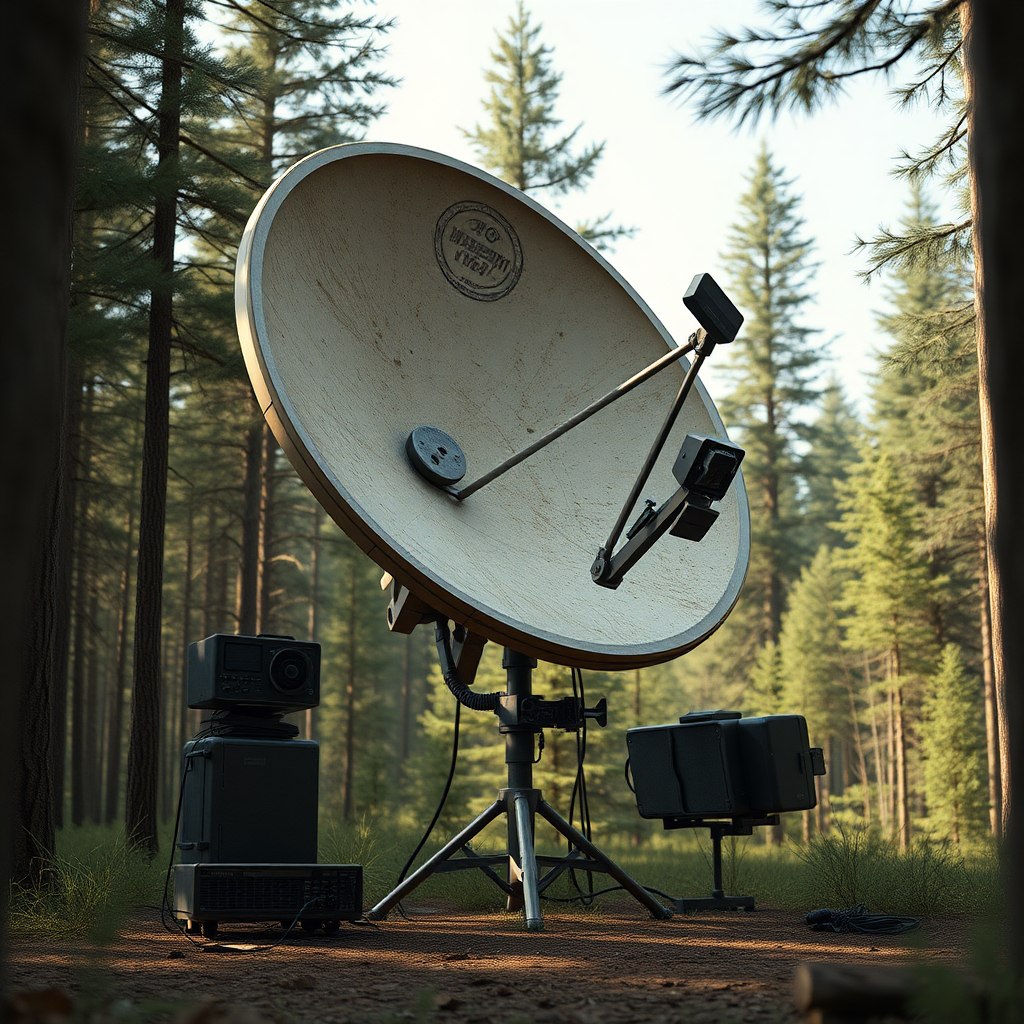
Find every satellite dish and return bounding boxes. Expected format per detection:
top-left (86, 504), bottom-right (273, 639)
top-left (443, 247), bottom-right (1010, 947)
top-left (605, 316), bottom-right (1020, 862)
top-left (236, 142), bottom-right (749, 670)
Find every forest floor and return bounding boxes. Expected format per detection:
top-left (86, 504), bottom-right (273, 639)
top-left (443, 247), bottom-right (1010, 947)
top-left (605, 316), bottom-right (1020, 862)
top-left (5, 896), bottom-right (973, 1024)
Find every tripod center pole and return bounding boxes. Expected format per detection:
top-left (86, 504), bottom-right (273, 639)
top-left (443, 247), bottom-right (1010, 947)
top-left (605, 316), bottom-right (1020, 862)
top-left (502, 648), bottom-right (539, 789)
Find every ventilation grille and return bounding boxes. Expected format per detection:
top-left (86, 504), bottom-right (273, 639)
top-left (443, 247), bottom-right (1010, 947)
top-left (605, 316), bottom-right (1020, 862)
top-left (197, 871), bottom-right (360, 915)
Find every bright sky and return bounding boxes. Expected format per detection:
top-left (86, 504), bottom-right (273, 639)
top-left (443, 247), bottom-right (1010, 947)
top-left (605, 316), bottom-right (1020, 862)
top-left (369, 0), bottom-right (956, 413)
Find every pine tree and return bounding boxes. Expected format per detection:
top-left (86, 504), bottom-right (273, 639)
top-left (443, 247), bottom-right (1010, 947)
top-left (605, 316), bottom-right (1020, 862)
top-left (920, 644), bottom-right (988, 843)
top-left (719, 144), bottom-right (823, 653)
top-left (800, 377), bottom-right (862, 555)
top-left (217, 0), bottom-right (394, 183)
top-left (661, 0), bottom-right (1020, 858)
top-left (463, 0), bottom-right (631, 249)
top-left (778, 546), bottom-right (871, 824)
top-left (871, 185), bottom-right (996, 831)
top-left (209, 0), bottom-right (396, 641)
top-left (743, 642), bottom-right (784, 718)
top-left (837, 447), bottom-right (939, 848)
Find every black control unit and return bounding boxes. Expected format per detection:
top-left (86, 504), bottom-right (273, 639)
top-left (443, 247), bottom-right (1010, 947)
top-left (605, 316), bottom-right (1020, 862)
top-left (188, 633), bottom-right (320, 712)
top-left (627, 711), bottom-right (826, 820)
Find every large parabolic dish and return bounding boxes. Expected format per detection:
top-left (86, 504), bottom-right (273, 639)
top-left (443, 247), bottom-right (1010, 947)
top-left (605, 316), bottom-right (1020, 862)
top-left (235, 142), bottom-right (749, 670)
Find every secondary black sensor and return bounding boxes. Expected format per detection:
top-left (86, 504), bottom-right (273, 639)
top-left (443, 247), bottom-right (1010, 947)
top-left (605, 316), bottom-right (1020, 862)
top-left (683, 273), bottom-right (744, 346)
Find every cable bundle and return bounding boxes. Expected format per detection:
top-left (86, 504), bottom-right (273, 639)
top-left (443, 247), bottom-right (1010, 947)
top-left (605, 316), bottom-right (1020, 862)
top-left (805, 905), bottom-right (921, 935)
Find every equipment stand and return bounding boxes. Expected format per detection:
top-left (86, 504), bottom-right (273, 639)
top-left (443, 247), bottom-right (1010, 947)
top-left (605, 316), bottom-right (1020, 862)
top-left (367, 649), bottom-right (671, 930)
top-left (661, 815), bottom-right (778, 913)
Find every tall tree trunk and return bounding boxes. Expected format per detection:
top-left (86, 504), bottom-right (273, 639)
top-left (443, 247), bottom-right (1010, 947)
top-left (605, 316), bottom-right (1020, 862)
top-left (237, 419), bottom-right (261, 635)
top-left (215, 532), bottom-right (230, 634)
top-left (306, 504), bottom-right (322, 741)
top-left (894, 686), bottom-right (910, 850)
top-left (970, 0), bottom-right (1024, 970)
top-left (160, 636), bottom-right (176, 823)
top-left (961, 0), bottom-right (1009, 842)
top-left (83, 586), bottom-right (101, 822)
top-left (979, 531), bottom-right (1002, 834)
top-left (125, 0), bottom-right (184, 854)
top-left (843, 668), bottom-right (871, 825)
top-left (256, 422), bottom-right (277, 634)
top-left (51, 365), bottom-right (83, 831)
top-left (70, 378), bottom-right (96, 827)
top-left (105, 505), bottom-right (134, 824)
top-left (868, 682), bottom-right (887, 832)
top-left (341, 551), bottom-right (358, 820)
top-left (2, 0), bottom-right (85, 1001)
top-left (201, 503), bottom-right (219, 638)
top-left (886, 688), bottom-right (896, 835)
top-left (179, 497), bottom-right (194, 754)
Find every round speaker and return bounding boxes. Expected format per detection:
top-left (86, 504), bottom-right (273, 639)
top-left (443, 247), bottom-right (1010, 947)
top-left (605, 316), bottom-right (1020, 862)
top-left (236, 143), bottom-right (749, 669)
top-left (269, 647), bottom-right (311, 695)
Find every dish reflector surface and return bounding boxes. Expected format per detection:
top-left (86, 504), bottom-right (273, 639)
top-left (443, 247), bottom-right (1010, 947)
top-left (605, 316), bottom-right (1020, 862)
top-left (236, 143), bottom-right (749, 668)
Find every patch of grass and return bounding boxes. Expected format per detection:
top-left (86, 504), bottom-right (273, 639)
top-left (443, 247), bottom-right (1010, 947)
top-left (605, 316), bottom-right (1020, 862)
top-left (791, 823), bottom-right (999, 916)
top-left (7, 824), bottom-right (168, 941)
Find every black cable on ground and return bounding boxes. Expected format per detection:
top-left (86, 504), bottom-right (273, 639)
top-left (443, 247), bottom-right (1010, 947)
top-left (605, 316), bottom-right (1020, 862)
top-left (160, 751), bottom-right (198, 937)
top-left (805, 905), bottom-right (921, 935)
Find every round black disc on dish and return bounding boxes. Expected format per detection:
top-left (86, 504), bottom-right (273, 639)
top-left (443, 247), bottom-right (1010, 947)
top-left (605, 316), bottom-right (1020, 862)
top-left (406, 426), bottom-right (466, 487)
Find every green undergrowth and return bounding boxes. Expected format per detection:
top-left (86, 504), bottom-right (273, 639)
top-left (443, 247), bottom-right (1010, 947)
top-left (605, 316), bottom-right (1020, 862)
top-left (8, 817), bottom-right (1001, 940)
top-left (7, 824), bottom-right (168, 941)
top-left (320, 812), bottom-right (1001, 919)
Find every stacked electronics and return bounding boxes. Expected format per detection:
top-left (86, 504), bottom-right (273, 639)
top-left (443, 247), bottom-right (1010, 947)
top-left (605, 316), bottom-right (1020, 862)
top-left (173, 633), bottom-right (362, 938)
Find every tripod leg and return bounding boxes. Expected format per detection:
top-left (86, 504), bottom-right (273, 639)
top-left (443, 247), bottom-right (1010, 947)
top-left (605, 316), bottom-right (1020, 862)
top-left (366, 799), bottom-right (504, 921)
top-left (536, 799), bottom-right (671, 920)
top-left (513, 792), bottom-right (543, 931)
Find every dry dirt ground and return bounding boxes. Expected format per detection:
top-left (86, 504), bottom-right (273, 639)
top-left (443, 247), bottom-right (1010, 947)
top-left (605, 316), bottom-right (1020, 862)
top-left (5, 899), bottom-right (971, 1024)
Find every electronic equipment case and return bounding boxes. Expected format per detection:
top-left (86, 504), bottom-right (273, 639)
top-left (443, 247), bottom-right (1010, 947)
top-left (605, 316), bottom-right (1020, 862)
top-left (627, 712), bottom-right (823, 820)
top-left (178, 736), bottom-right (319, 864)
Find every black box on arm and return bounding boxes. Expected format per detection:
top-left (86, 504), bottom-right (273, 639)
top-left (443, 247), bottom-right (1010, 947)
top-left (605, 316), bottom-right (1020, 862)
top-left (627, 711), bottom-right (825, 820)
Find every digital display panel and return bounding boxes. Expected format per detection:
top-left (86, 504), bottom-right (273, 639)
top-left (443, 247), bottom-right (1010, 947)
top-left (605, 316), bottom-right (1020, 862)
top-left (223, 641), bottom-right (263, 673)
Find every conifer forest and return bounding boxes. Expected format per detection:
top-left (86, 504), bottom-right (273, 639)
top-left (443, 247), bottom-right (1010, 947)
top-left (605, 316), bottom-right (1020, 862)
top-left (8, 0), bottom-right (1015, 896)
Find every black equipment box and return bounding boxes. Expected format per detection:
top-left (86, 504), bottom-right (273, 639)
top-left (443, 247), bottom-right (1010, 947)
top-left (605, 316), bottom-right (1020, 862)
top-left (627, 711), bottom-right (825, 819)
top-left (188, 633), bottom-right (320, 712)
top-left (179, 737), bottom-right (319, 864)
top-left (174, 863), bottom-right (363, 925)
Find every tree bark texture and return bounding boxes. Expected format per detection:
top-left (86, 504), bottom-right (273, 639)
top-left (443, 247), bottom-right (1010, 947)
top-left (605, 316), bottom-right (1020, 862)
top-left (105, 505), bottom-right (134, 823)
top-left (84, 586), bottom-right (101, 821)
top-left (179, 499), bottom-right (194, 754)
top-left (961, 0), bottom-right (1009, 841)
top-left (894, 686), bottom-right (910, 851)
top-left (1, 0), bottom-right (85, 999)
top-left (50, 365), bottom-right (83, 832)
top-left (70, 379), bottom-right (95, 826)
top-left (969, 0), bottom-right (1024, 971)
top-left (979, 531), bottom-right (1001, 835)
top-left (126, 0), bottom-right (184, 854)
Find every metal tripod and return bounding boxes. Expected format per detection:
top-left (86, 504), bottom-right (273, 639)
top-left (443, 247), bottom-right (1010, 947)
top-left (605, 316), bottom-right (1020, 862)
top-left (366, 648), bottom-right (671, 930)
